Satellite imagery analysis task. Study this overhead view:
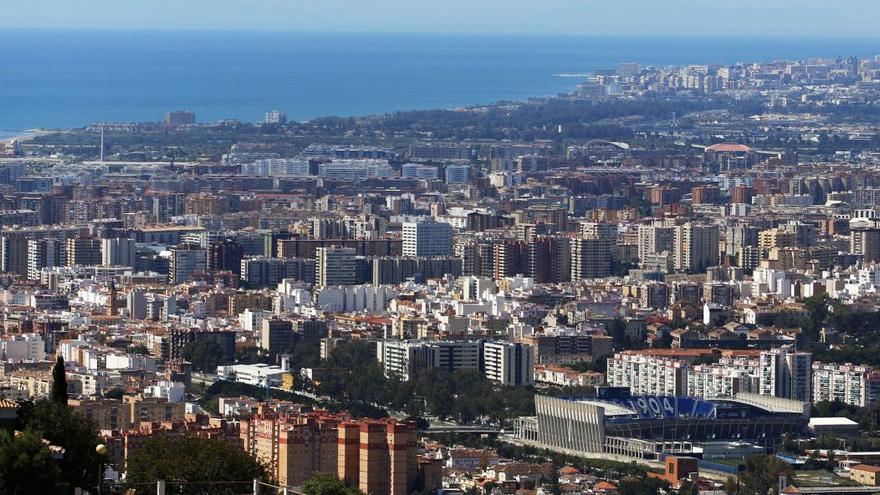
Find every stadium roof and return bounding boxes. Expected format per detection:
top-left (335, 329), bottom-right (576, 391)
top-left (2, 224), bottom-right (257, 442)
top-left (722, 392), bottom-right (810, 416)
top-left (706, 143), bottom-right (752, 152)
top-left (809, 417), bottom-right (858, 427)
top-left (575, 399), bottom-right (638, 417)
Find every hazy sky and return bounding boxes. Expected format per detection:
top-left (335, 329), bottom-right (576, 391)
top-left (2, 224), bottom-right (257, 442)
top-left (5, 0), bottom-right (880, 37)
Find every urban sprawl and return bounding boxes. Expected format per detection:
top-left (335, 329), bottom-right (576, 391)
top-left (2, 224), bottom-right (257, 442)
top-left (6, 55), bottom-right (880, 494)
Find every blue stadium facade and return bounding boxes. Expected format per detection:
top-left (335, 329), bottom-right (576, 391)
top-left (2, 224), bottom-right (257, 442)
top-left (513, 387), bottom-right (809, 460)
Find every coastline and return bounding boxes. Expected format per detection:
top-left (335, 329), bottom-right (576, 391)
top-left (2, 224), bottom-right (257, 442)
top-left (5, 31), bottom-right (878, 132)
top-left (1, 129), bottom-right (54, 143)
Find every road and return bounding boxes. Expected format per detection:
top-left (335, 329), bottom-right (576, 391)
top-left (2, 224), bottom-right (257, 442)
top-left (191, 372), bottom-right (497, 433)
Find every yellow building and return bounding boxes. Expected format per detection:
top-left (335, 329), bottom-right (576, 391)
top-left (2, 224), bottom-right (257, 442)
top-left (228, 292), bottom-right (273, 316)
top-left (184, 194), bottom-right (230, 216)
top-left (8, 370), bottom-right (82, 399)
top-left (852, 464), bottom-right (880, 486)
top-left (338, 419), bottom-right (417, 495)
top-left (125, 395), bottom-right (185, 426)
top-left (758, 228), bottom-right (796, 254)
top-left (240, 413), bottom-right (339, 487)
top-left (278, 422), bottom-right (338, 486)
top-left (70, 398), bottom-right (132, 430)
top-left (70, 396), bottom-right (184, 430)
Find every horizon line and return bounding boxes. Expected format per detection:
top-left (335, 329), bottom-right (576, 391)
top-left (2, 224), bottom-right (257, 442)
top-left (3, 27), bottom-right (880, 41)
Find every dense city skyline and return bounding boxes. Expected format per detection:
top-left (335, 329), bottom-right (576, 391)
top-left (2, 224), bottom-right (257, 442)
top-left (6, 0), bottom-right (880, 491)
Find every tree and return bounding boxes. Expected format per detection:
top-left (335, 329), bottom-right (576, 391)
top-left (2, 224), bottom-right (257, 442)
top-left (126, 435), bottom-right (267, 494)
top-left (414, 368), bottom-right (455, 420)
top-left (16, 400), bottom-right (102, 492)
top-left (319, 340), bottom-right (394, 409)
top-left (723, 477), bottom-right (739, 495)
top-left (803, 293), bottom-right (831, 325)
top-left (569, 361), bottom-right (607, 374)
top-left (676, 480), bottom-right (700, 495)
top-left (183, 339), bottom-right (225, 372)
top-left (301, 472), bottom-right (364, 495)
top-left (318, 339), bottom-right (539, 424)
top-left (0, 429), bottom-right (62, 495)
top-left (104, 388), bottom-right (125, 400)
top-left (325, 340), bottom-right (379, 369)
top-left (50, 355), bottom-right (67, 406)
top-left (618, 476), bottom-right (668, 495)
top-left (692, 354), bottom-right (720, 366)
top-left (128, 343), bottom-right (150, 355)
top-left (737, 455), bottom-right (792, 495)
top-left (284, 339), bottom-right (321, 370)
top-left (405, 415), bottom-right (430, 431)
top-left (543, 464), bottom-right (561, 495)
top-left (610, 318), bottom-right (633, 349)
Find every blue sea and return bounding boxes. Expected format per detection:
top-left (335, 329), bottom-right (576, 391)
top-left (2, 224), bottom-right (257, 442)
top-left (0, 30), bottom-right (878, 136)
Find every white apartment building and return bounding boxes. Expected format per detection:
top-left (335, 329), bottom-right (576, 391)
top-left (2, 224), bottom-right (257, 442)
top-left (672, 223), bottom-right (720, 273)
top-left (637, 223), bottom-right (674, 264)
top-left (570, 237), bottom-right (611, 280)
top-left (59, 338), bottom-right (91, 365)
top-left (377, 341), bottom-right (434, 380)
top-left (461, 276), bottom-right (496, 301)
top-left (609, 349), bottom-right (810, 402)
top-left (445, 165), bottom-right (470, 184)
top-left (145, 380), bottom-right (186, 403)
top-left (68, 370), bottom-right (113, 397)
top-left (316, 246), bottom-right (356, 287)
top-left (169, 244), bottom-right (207, 285)
top-left (760, 348), bottom-right (811, 402)
top-left (242, 158), bottom-right (310, 177)
top-left (718, 354), bottom-right (761, 379)
top-left (318, 160), bottom-right (393, 180)
top-left (422, 340), bottom-right (480, 375)
top-left (534, 365), bottom-right (605, 388)
top-left (812, 362), bottom-right (880, 407)
top-left (27, 238), bottom-right (62, 281)
top-left (482, 342), bottom-right (534, 386)
top-left (239, 308), bottom-right (275, 332)
top-left (607, 352), bottom-right (689, 396)
top-left (101, 237), bottom-right (137, 267)
top-left (402, 220), bottom-right (454, 257)
top-left (687, 364), bottom-right (755, 399)
top-left (104, 352), bottom-right (157, 372)
top-left (315, 285), bottom-right (397, 313)
top-left (264, 110), bottom-right (287, 125)
top-left (401, 163), bottom-right (439, 179)
top-left (0, 333), bottom-right (45, 361)
top-left (376, 340), bottom-right (482, 381)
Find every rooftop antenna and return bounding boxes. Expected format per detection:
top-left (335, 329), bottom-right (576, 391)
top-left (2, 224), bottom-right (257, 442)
top-left (99, 124), bottom-right (105, 162)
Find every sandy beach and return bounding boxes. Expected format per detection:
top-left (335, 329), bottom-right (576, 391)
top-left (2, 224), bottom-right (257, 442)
top-left (1, 129), bottom-right (57, 145)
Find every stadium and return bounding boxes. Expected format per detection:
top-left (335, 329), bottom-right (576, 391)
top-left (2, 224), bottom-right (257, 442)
top-left (512, 387), bottom-right (809, 460)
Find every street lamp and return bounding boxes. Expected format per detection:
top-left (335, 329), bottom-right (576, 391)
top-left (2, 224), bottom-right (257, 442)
top-left (96, 444), bottom-right (108, 495)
